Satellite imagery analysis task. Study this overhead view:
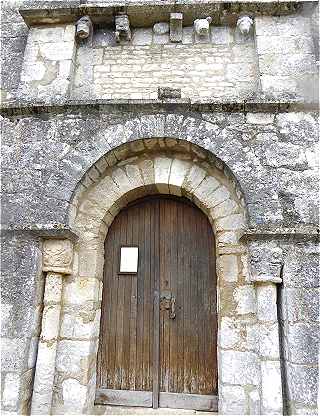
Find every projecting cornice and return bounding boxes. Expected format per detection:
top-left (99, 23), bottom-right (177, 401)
top-left (19, 0), bottom-right (317, 27)
top-left (1, 98), bottom-right (319, 117)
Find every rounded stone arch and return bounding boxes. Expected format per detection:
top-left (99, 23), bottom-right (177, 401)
top-left (57, 139), bottom-right (263, 414)
top-left (69, 138), bottom-right (248, 234)
top-left (59, 113), bottom-right (252, 224)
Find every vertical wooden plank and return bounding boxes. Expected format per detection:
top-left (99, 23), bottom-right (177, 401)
top-left (129, 205), bottom-right (139, 390)
top-left (122, 208), bottom-right (133, 390)
top-left (142, 201), bottom-right (151, 391)
top-left (176, 199), bottom-right (185, 394)
top-left (114, 210), bottom-right (127, 389)
top-left (184, 203), bottom-right (192, 394)
top-left (169, 200), bottom-right (178, 393)
top-left (152, 198), bottom-right (160, 408)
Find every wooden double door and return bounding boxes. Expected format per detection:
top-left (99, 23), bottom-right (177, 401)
top-left (96, 195), bottom-right (218, 411)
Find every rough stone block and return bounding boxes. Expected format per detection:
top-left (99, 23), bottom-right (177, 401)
top-left (246, 113), bottom-right (274, 125)
top-left (62, 378), bottom-right (87, 413)
top-left (29, 26), bottom-right (66, 44)
top-left (63, 277), bottom-right (101, 305)
top-left (43, 273), bottom-right (62, 303)
top-left (41, 305), bottom-right (61, 341)
top-left (220, 384), bottom-right (247, 414)
top-left (258, 323), bottom-right (280, 359)
top-left (220, 350), bottom-right (260, 385)
top-left (139, 159), bottom-right (155, 186)
top-left (248, 389), bottom-right (261, 414)
top-left (218, 255), bottom-right (239, 282)
top-left (56, 340), bottom-right (96, 376)
top-left (219, 317), bottom-right (242, 349)
top-left (261, 361), bottom-right (283, 413)
top-left (206, 186), bottom-right (231, 208)
top-left (1, 338), bottom-right (28, 372)
top-left (216, 231), bottom-right (238, 246)
top-left (211, 26), bottom-right (233, 45)
top-left (286, 288), bottom-right (320, 322)
top-left (32, 341), bottom-right (56, 395)
top-left (288, 323), bottom-right (319, 364)
top-left (153, 23), bottom-right (169, 35)
top-left (124, 164), bottom-right (144, 189)
top-left (39, 42), bottom-right (75, 61)
top-left (154, 156), bottom-right (172, 193)
top-left (215, 214), bottom-right (245, 232)
top-left (153, 33), bottom-right (169, 45)
top-left (256, 284), bottom-right (277, 322)
top-left (182, 27), bottom-right (193, 44)
top-left (210, 198), bottom-right (238, 219)
top-left (183, 165), bottom-right (206, 194)
top-left (169, 159), bottom-right (190, 195)
top-left (132, 29), bottom-right (152, 46)
top-left (60, 308), bottom-right (101, 339)
top-left (2, 372), bottom-right (20, 408)
top-left (233, 285), bottom-right (256, 315)
top-left (193, 176), bottom-right (220, 207)
top-left (112, 167), bottom-right (136, 195)
top-left (287, 363), bottom-right (318, 407)
top-left (282, 245), bottom-right (319, 288)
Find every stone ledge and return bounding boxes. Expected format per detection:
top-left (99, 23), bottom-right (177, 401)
top-left (241, 226), bottom-right (320, 241)
top-left (19, 0), bottom-right (307, 26)
top-left (1, 227), bottom-right (79, 242)
top-left (1, 98), bottom-right (318, 117)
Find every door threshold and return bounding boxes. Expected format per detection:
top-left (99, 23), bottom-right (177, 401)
top-left (94, 405), bottom-right (217, 415)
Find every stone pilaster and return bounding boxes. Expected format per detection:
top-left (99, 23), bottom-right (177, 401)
top-left (31, 239), bottom-right (73, 415)
top-left (249, 240), bottom-right (284, 415)
top-left (18, 24), bottom-right (76, 102)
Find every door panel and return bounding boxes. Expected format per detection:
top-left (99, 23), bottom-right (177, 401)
top-left (96, 195), bottom-right (217, 409)
top-left (159, 198), bottom-right (217, 396)
top-left (97, 199), bottom-right (159, 392)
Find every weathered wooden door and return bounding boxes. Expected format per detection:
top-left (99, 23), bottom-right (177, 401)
top-left (96, 196), bottom-right (217, 411)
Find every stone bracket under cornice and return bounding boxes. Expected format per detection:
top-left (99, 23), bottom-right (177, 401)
top-left (18, 0), bottom-right (315, 27)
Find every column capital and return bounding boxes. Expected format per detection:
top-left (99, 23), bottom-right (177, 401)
top-left (248, 240), bottom-right (283, 285)
top-left (43, 239), bottom-right (74, 275)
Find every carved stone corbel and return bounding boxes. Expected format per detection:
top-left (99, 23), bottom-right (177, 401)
top-left (115, 14), bottom-right (131, 42)
top-left (236, 15), bottom-right (254, 36)
top-left (194, 16), bottom-right (212, 37)
top-left (76, 15), bottom-right (93, 40)
top-left (170, 12), bottom-right (183, 43)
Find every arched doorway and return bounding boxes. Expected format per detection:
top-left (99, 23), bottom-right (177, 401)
top-left (96, 195), bottom-right (218, 411)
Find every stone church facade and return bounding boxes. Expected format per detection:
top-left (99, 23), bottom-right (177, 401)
top-left (1, 0), bottom-right (319, 415)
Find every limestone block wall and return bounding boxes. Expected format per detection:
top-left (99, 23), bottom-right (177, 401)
top-left (1, 111), bottom-right (318, 230)
top-left (0, 0), bottom-right (28, 101)
top-left (1, 233), bottom-right (43, 414)
top-left (255, 14), bottom-right (319, 102)
top-left (19, 24), bottom-right (76, 101)
top-left (279, 241), bottom-right (319, 415)
top-left (73, 26), bottom-right (258, 100)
